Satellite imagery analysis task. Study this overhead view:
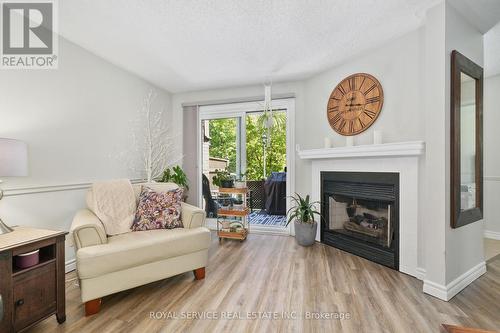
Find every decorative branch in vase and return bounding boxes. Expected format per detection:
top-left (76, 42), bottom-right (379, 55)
top-left (136, 89), bottom-right (183, 182)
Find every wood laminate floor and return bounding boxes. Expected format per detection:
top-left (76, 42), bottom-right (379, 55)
top-left (28, 233), bottom-right (500, 333)
top-left (484, 238), bottom-right (500, 261)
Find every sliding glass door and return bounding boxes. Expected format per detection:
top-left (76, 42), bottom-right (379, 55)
top-left (198, 99), bottom-right (294, 232)
top-left (201, 115), bottom-right (245, 189)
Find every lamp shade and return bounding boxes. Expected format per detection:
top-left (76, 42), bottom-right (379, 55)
top-left (0, 138), bottom-right (28, 177)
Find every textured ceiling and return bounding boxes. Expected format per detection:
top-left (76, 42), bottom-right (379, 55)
top-left (449, 0), bottom-right (500, 33)
top-left (59, 0), bottom-right (442, 93)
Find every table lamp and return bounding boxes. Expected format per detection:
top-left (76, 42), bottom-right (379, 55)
top-left (0, 138), bottom-right (28, 234)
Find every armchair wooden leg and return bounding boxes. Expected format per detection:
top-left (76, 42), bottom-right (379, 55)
top-left (85, 298), bottom-right (102, 316)
top-left (193, 267), bottom-right (205, 280)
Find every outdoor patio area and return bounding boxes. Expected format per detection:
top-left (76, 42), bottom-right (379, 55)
top-left (248, 210), bottom-right (287, 226)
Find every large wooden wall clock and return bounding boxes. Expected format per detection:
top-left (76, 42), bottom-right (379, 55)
top-left (327, 73), bottom-right (384, 136)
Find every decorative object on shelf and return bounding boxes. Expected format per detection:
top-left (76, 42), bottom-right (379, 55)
top-left (234, 180), bottom-right (246, 189)
top-left (346, 136), bottom-right (354, 147)
top-left (216, 187), bottom-right (249, 242)
top-left (212, 168), bottom-right (235, 188)
top-left (234, 172), bottom-right (247, 189)
top-left (0, 138), bottom-right (28, 235)
top-left (373, 130), bottom-right (383, 144)
top-left (450, 50), bottom-right (483, 228)
top-left (232, 197), bottom-right (244, 210)
top-left (14, 249), bottom-right (40, 269)
top-left (324, 137), bottom-right (332, 148)
top-left (327, 73), bottom-right (384, 136)
top-left (221, 220), bottom-right (231, 230)
top-left (286, 193), bottom-right (321, 247)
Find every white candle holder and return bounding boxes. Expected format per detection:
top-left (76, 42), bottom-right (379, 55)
top-left (373, 130), bottom-right (383, 145)
top-left (324, 137), bottom-right (332, 148)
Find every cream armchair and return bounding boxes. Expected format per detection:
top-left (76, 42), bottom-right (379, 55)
top-left (70, 183), bottom-right (210, 316)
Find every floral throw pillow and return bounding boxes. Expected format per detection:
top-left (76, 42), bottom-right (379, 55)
top-left (131, 187), bottom-right (183, 231)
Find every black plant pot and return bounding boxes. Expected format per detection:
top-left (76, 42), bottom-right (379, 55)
top-left (220, 180), bottom-right (234, 188)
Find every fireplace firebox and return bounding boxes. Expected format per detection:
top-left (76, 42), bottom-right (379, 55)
top-left (321, 172), bottom-right (399, 269)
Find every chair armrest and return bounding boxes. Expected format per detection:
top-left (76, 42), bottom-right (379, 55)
top-left (70, 209), bottom-right (107, 249)
top-left (181, 202), bottom-right (206, 229)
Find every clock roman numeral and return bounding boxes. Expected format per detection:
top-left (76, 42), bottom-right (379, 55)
top-left (350, 77), bottom-right (356, 91)
top-left (328, 106), bottom-right (339, 113)
top-left (338, 119), bottom-right (347, 131)
top-left (338, 84), bottom-right (347, 96)
top-left (366, 96), bottom-right (380, 104)
top-left (359, 76), bottom-right (366, 91)
top-left (364, 83), bottom-right (377, 95)
top-left (330, 96), bottom-right (341, 101)
top-left (364, 109), bottom-right (377, 119)
top-left (357, 118), bottom-right (366, 129)
top-left (348, 120), bottom-right (354, 133)
top-left (330, 113), bottom-right (342, 125)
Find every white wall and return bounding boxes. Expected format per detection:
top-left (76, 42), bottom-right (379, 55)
top-left (484, 74), bottom-right (500, 237)
top-left (444, 1), bottom-right (485, 285)
top-left (0, 36), bottom-right (172, 267)
top-left (422, 0), bottom-right (448, 292)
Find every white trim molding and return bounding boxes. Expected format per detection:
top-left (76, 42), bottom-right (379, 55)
top-left (423, 261), bottom-right (487, 301)
top-left (484, 230), bottom-right (500, 240)
top-left (298, 141), bottom-right (425, 160)
top-left (415, 267), bottom-right (426, 280)
top-left (65, 258), bottom-right (76, 273)
top-left (2, 178), bottom-right (145, 197)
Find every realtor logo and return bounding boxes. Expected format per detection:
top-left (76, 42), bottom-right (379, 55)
top-left (1, 0), bottom-right (58, 69)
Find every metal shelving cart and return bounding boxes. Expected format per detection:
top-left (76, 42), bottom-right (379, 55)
top-left (216, 187), bottom-right (249, 242)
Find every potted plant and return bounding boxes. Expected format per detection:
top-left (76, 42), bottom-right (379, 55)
top-left (159, 166), bottom-right (189, 200)
top-left (213, 169), bottom-right (234, 188)
top-left (286, 193), bottom-right (321, 246)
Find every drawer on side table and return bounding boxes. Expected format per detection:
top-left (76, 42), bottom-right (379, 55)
top-left (13, 262), bottom-right (56, 331)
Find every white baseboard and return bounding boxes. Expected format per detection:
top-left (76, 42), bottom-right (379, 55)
top-left (423, 261), bottom-right (486, 301)
top-left (484, 230), bottom-right (500, 240)
top-left (415, 267), bottom-right (426, 280)
top-left (422, 279), bottom-right (448, 300)
top-left (398, 264), bottom-right (418, 279)
top-left (65, 258), bottom-right (76, 273)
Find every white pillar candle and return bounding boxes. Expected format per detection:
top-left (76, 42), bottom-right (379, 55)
top-left (373, 130), bottom-right (383, 145)
top-left (324, 137), bottom-right (332, 148)
top-left (346, 136), bottom-right (354, 147)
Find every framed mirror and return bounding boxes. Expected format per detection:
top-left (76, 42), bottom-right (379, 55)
top-left (451, 50), bottom-right (483, 228)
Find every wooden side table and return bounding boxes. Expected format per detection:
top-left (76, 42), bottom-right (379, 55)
top-left (0, 227), bottom-right (67, 332)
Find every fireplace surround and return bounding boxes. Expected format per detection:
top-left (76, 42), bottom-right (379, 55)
top-left (321, 171), bottom-right (399, 269)
top-left (298, 141), bottom-right (425, 279)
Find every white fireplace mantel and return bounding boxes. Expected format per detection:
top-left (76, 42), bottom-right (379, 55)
top-left (299, 140), bottom-right (425, 279)
top-left (298, 141), bottom-right (425, 160)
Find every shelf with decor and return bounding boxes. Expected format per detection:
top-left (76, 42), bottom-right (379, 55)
top-left (215, 187), bottom-right (249, 242)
